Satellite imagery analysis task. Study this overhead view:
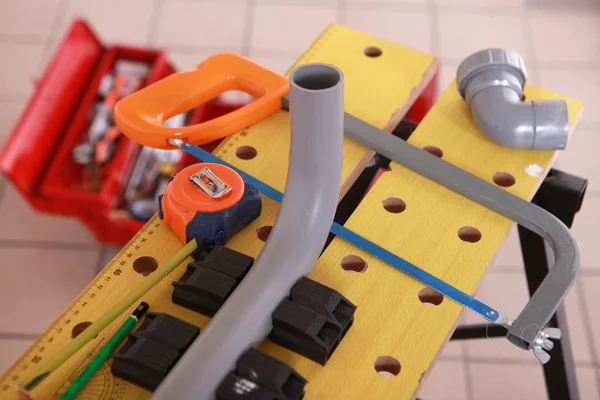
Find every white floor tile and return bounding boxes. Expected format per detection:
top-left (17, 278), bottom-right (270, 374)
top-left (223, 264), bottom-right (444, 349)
top-left (246, 53), bottom-right (298, 75)
top-left (0, 247), bottom-right (99, 334)
top-left (0, 42), bottom-right (44, 97)
top-left (418, 360), bottom-right (468, 400)
top-left (344, 6), bottom-right (432, 53)
top-left (251, 2), bottom-right (338, 52)
top-left (437, 11), bottom-right (530, 62)
top-left (0, 0), bottom-right (60, 38)
top-left (555, 128), bottom-right (600, 194)
top-left (539, 68), bottom-right (600, 124)
top-left (527, 9), bottom-right (600, 65)
top-left (0, 338), bottom-right (34, 375)
top-left (571, 197), bottom-right (600, 270)
top-left (470, 363), bottom-right (547, 400)
top-left (580, 276), bottom-right (600, 357)
top-left (0, 99), bottom-right (27, 147)
top-left (155, 0), bottom-right (247, 49)
top-left (52, 0), bottom-right (156, 43)
top-left (0, 184), bottom-right (97, 245)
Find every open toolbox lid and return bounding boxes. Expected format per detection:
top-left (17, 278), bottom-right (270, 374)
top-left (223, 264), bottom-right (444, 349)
top-left (0, 19), bottom-right (105, 211)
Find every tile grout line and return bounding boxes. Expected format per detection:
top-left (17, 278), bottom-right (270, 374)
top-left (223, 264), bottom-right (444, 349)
top-left (0, 34), bottom-right (47, 46)
top-left (240, 0), bottom-right (257, 57)
top-left (575, 284), bottom-right (600, 395)
top-left (0, 94), bottom-right (29, 102)
top-left (437, 57), bottom-right (600, 70)
top-left (95, 245), bottom-right (109, 274)
top-left (519, 1), bottom-right (539, 65)
top-left (466, 355), bottom-right (597, 368)
top-left (526, 0), bottom-right (600, 11)
top-left (344, 0), bottom-right (427, 12)
top-left (0, 332), bottom-right (41, 341)
top-left (169, 0), bottom-right (530, 11)
top-left (337, 0), bottom-right (346, 24)
top-left (146, 0), bottom-right (166, 45)
top-left (0, 0), bottom-right (66, 234)
top-left (485, 265), bottom-right (600, 274)
top-left (0, 240), bottom-right (100, 252)
top-left (462, 340), bottom-right (475, 400)
top-left (426, 0), bottom-right (441, 59)
top-left (160, 43), bottom-right (244, 54)
top-left (36, 0), bottom-right (68, 73)
top-left (0, 179), bottom-right (7, 207)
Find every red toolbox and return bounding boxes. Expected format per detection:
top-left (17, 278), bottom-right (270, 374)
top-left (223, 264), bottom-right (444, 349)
top-left (0, 19), bottom-right (240, 245)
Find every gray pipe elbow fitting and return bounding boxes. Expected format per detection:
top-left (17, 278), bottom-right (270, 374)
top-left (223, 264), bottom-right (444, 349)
top-left (457, 49), bottom-right (569, 150)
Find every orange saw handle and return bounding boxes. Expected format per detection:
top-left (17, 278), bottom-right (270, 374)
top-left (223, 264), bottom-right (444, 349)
top-left (114, 53), bottom-right (289, 149)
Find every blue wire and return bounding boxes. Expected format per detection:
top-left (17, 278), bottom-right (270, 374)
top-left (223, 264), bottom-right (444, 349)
top-left (181, 142), bottom-right (500, 323)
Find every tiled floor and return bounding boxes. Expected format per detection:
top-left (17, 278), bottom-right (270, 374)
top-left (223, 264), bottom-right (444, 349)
top-left (0, 0), bottom-right (599, 398)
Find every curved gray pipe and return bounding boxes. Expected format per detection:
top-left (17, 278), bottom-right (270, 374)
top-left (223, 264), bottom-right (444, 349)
top-left (457, 48), bottom-right (569, 150)
top-left (151, 63), bottom-right (344, 399)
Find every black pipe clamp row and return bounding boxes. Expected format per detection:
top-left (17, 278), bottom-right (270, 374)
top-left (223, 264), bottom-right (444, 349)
top-left (111, 313), bottom-right (200, 391)
top-left (172, 246), bottom-right (255, 316)
top-left (169, 246), bottom-right (357, 396)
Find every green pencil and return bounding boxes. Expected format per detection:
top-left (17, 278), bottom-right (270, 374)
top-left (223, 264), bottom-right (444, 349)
top-left (60, 302), bottom-right (149, 400)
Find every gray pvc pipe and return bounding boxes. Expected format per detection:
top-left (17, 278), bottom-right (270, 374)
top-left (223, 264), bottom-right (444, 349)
top-left (151, 63), bottom-right (345, 399)
top-left (457, 48), bottom-right (569, 150)
top-left (343, 113), bottom-right (579, 363)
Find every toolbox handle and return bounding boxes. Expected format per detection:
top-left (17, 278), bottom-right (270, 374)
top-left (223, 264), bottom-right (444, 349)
top-left (114, 53), bottom-right (289, 149)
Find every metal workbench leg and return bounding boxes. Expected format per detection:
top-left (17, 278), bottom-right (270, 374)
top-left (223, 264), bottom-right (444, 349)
top-left (451, 168), bottom-right (587, 400)
top-left (517, 168), bottom-right (587, 400)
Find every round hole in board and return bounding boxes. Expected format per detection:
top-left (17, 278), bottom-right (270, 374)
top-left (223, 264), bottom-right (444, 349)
top-left (418, 287), bottom-right (444, 306)
top-left (235, 146), bottom-right (257, 160)
top-left (256, 226), bottom-right (273, 242)
top-left (71, 321), bottom-right (93, 339)
top-left (458, 226), bottom-right (482, 243)
top-left (382, 197), bottom-right (406, 214)
top-left (423, 145), bottom-right (444, 158)
top-left (374, 356), bottom-right (401, 377)
top-left (340, 255), bottom-right (368, 273)
top-left (492, 171), bottom-right (516, 187)
top-left (364, 46), bottom-right (383, 58)
top-left (133, 256), bottom-right (159, 276)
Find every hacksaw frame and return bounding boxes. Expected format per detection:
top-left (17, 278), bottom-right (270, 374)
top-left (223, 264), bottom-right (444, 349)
top-left (0, 23), bottom-right (583, 400)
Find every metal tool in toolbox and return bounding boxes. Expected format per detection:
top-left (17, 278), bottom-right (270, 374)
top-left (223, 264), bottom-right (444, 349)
top-left (123, 114), bottom-right (188, 222)
top-left (74, 60), bottom-right (150, 167)
top-left (115, 51), bottom-right (579, 364)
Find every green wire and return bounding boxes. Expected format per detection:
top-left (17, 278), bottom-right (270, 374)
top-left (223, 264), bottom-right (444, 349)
top-left (59, 302), bottom-right (149, 400)
top-left (21, 239), bottom-right (198, 390)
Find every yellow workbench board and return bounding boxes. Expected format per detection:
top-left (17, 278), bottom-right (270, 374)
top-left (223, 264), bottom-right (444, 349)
top-left (217, 23), bottom-right (438, 199)
top-left (260, 82), bottom-right (583, 399)
top-left (0, 24), bottom-right (438, 399)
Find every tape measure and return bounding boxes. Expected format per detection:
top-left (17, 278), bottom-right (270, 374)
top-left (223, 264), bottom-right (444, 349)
top-left (158, 162), bottom-right (262, 246)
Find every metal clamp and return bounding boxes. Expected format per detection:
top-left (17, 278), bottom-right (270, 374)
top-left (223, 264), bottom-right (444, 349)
top-left (189, 167), bottom-right (232, 199)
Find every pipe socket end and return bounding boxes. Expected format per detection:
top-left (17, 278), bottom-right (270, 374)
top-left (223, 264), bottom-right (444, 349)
top-left (290, 63), bottom-right (343, 92)
top-left (531, 99), bottom-right (570, 150)
top-left (457, 48), bottom-right (527, 100)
